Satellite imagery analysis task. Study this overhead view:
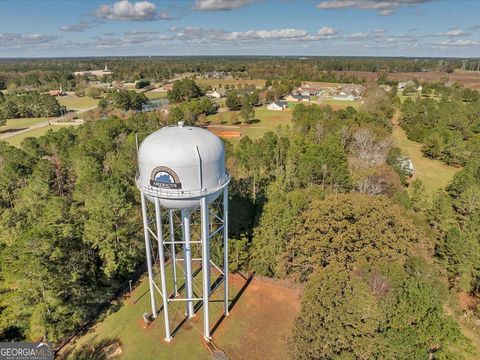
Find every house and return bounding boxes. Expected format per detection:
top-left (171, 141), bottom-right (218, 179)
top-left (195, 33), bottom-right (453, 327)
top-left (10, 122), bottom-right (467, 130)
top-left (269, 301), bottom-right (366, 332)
top-left (162, 83), bottom-right (174, 92)
top-left (47, 85), bottom-right (65, 97)
top-left (397, 80), bottom-right (414, 90)
top-left (338, 84), bottom-right (365, 97)
top-left (267, 101), bottom-right (288, 111)
top-left (205, 89), bottom-right (226, 98)
top-left (333, 94), bottom-right (356, 101)
top-left (285, 94), bottom-right (310, 102)
top-left (296, 86), bottom-right (320, 96)
top-left (74, 64), bottom-right (113, 78)
top-left (398, 156), bottom-right (415, 176)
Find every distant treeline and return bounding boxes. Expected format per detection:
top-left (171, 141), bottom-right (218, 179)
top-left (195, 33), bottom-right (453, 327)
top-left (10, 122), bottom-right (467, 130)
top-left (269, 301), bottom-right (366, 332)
top-left (0, 56), bottom-right (465, 92)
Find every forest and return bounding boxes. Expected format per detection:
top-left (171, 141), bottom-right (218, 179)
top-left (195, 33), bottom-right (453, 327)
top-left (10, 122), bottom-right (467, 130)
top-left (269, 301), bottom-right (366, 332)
top-left (0, 73), bottom-right (479, 359)
top-left (0, 91), bottom-right (63, 122)
top-left (400, 85), bottom-right (480, 166)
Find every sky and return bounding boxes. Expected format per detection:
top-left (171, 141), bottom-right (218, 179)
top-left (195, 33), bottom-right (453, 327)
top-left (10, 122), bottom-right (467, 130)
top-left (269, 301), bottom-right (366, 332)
top-left (0, 0), bottom-right (479, 58)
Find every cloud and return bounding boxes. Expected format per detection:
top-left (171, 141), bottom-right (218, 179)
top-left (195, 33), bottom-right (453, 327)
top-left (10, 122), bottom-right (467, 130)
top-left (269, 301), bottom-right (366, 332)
top-left (0, 33), bottom-right (57, 47)
top-left (225, 29), bottom-right (308, 41)
top-left (94, 0), bottom-right (172, 21)
top-left (318, 26), bottom-right (337, 36)
top-left (60, 19), bottom-right (104, 32)
top-left (124, 29), bottom-right (159, 35)
top-left (317, 0), bottom-right (432, 16)
top-left (434, 39), bottom-right (480, 47)
top-left (433, 27), bottom-right (470, 37)
top-left (170, 26), bottom-right (313, 43)
top-left (467, 25), bottom-right (480, 31)
top-left (90, 33), bottom-right (161, 48)
top-left (344, 32), bottom-right (370, 40)
top-left (195, 0), bottom-right (254, 11)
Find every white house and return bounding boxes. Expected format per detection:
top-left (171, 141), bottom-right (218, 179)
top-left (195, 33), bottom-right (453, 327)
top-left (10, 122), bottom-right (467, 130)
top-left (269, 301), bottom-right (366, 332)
top-left (206, 89), bottom-right (226, 98)
top-left (267, 101), bottom-right (288, 111)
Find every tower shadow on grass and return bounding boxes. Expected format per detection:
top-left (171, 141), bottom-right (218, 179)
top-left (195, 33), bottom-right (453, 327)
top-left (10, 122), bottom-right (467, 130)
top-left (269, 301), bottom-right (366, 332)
top-left (210, 273), bottom-right (253, 337)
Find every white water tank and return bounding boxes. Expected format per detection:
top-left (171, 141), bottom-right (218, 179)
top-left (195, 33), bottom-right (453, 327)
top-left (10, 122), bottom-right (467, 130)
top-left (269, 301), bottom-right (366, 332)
top-left (136, 122), bottom-right (229, 209)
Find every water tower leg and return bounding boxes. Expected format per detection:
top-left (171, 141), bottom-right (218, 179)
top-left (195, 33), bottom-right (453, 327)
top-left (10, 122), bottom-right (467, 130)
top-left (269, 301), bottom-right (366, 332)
top-left (200, 197), bottom-right (211, 341)
top-left (181, 209), bottom-right (195, 318)
top-left (169, 210), bottom-right (178, 297)
top-left (140, 193), bottom-right (157, 318)
top-left (223, 187), bottom-right (229, 316)
top-left (154, 198), bottom-right (172, 342)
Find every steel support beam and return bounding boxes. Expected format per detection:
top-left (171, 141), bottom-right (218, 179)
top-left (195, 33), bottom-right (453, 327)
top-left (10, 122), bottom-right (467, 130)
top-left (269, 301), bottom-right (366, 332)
top-left (201, 197), bottom-right (211, 341)
top-left (154, 198), bottom-right (172, 342)
top-left (169, 210), bottom-right (179, 297)
top-left (140, 193), bottom-right (157, 318)
top-left (223, 187), bottom-right (229, 316)
top-left (181, 209), bottom-right (195, 317)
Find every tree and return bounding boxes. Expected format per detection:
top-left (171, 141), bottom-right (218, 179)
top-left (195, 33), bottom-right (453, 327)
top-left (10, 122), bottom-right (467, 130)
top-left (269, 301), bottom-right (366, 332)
top-left (290, 258), bottom-right (470, 360)
top-left (86, 87), bottom-right (101, 99)
top-left (239, 102), bottom-right (255, 124)
top-left (135, 79), bottom-right (150, 89)
top-left (167, 78), bottom-right (202, 103)
top-left (280, 193), bottom-right (432, 282)
top-left (226, 90), bottom-right (241, 110)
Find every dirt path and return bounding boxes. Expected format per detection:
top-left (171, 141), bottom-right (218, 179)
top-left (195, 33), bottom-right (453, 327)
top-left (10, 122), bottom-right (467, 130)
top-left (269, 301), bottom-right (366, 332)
top-left (391, 110), bottom-right (460, 196)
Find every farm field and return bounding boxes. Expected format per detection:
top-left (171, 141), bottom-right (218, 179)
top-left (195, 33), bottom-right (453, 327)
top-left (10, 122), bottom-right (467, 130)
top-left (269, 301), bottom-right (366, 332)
top-left (391, 112), bottom-right (460, 197)
top-left (5, 125), bottom-right (76, 147)
top-left (58, 95), bottom-right (99, 110)
top-left (337, 70), bottom-right (480, 90)
top-left (61, 266), bottom-right (300, 360)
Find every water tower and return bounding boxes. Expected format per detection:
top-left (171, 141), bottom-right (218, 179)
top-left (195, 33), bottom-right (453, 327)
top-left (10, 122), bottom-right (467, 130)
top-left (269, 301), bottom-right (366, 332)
top-left (136, 121), bottom-right (230, 342)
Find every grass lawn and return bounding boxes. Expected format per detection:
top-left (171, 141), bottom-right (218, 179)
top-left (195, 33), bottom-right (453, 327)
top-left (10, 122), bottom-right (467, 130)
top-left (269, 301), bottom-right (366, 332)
top-left (1, 117), bottom-right (48, 133)
top-left (145, 91), bottom-right (168, 100)
top-left (58, 96), bottom-right (99, 110)
top-left (207, 107), bottom-right (292, 145)
top-left (61, 264), bottom-right (299, 360)
top-left (5, 125), bottom-right (76, 147)
top-left (391, 113), bottom-right (460, 197)
top-left (317, 98), bottom-right (360, 110)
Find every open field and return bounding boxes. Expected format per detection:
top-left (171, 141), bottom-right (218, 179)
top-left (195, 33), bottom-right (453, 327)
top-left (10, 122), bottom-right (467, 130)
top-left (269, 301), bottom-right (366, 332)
top-left (196, 78), bottom-right (266, 89)
top-left (391, 112), bottom-right (460, 197)
top-left (58, 95), bottom-right (99, 110)
top-left (0, 117), bottom-right (48, 134)
top-left (144, 90), bottom-right (168, 100)
top-left (337, 70), bottom-right (480, 90)
top-left (5, 125), bottom-right (76, 147)
top-left (207, 107), bottom-right (292, 143)
top-left (317, 98), bottom-right (361, 110)
top-left (60, 266), bottom-right (300, 360)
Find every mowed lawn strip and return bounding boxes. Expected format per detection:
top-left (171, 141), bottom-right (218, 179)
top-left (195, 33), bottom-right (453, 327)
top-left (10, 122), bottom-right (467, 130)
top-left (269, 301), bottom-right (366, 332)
top-left (391, 113), bottom-right (460, 197)
top-left (1, 117), bottom-right (49, 134)
top-left (58, 96), bottom-right (99, 110)
top-left (5, 125), bottom-right (76, 147)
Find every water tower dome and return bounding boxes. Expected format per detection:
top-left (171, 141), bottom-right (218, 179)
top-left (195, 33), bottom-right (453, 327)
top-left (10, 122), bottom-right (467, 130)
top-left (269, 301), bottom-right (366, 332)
top-left (136, 123), bottom-right (229, 209)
